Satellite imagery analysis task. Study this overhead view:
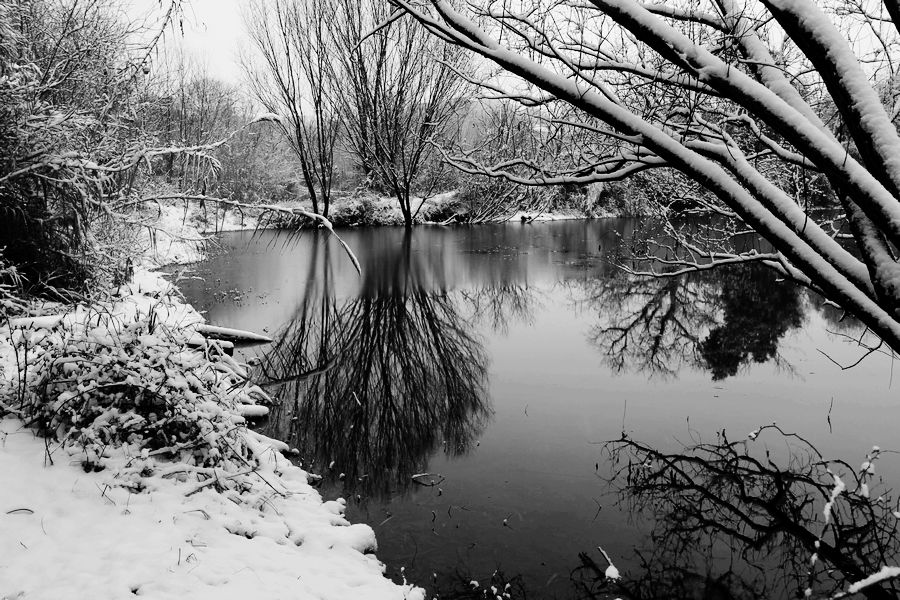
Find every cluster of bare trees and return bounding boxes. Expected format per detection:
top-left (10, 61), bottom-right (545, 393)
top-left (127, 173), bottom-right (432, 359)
top-left (0, 0), bottom-right (190, 294)
top-left (388, 0), bottom-right (900, 352)
top-left (143, 53), bottom-right (297, 207)
top-left (242, 0), bottom-right (470, 226)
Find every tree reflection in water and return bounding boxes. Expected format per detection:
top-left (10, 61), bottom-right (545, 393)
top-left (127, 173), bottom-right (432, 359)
top-left (700, 267), bottom-right (805, 380)
top-left (461, 282), bottom-right (541, 335)
top-left (575, 427), bottom-right (900, 600)
top-left (581, 264), bottom-right (804, 379)
top-left (582, 275), bottom-right (718, 377)
top-left (259, 232), bottom-right (492, 500)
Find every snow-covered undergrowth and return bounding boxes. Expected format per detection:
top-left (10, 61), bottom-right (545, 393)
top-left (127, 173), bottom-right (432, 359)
top-left (0, 271), bottom-right (423, 599)
top-left (137, 198), bottom-right (261, 268)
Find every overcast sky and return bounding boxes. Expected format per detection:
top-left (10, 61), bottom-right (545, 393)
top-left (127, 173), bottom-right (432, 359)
top-left (128, 0), bottom-right (248, 83)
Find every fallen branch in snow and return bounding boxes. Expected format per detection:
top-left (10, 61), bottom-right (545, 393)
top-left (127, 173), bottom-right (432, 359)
top-left (119, 194), bottom-right (362, 274)
top-left (197, 324), bottom-right (273, 344)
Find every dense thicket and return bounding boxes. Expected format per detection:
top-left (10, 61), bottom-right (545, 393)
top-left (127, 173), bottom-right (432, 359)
top-left (0, 0), bottom-right (154, 294)
top-left (0, 1), bottom-right (298, 298)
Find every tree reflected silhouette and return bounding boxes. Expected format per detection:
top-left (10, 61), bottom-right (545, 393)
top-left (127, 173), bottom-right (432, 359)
top-left (461, 282), bottom-right (540, 335)
top-left (259, 231), bottom-right (491, 500)
top-left (587, 427), bottom-right (900, 600)
top-left (700, 266), bottom-right (804, 380)
top-left (580, 265), bottom-right (804, 379)
top-left (580, 274), bottom-right (719, 377)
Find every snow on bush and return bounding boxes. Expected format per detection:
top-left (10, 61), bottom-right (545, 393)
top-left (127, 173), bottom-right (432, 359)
top-left (1, 275), bottom-right (277, 487)
top-left (0, 271), bottom-right (425, 598)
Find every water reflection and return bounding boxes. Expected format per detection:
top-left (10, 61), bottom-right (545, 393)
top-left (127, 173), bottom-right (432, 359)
top-left (592, 428), bottom-right (900, 600)
top-left (259, 231), bottom-right (491, 499)
top-left (175, 220), bottom-right (898, 600)
top-left (461, 283), bottom-right (540, 334)
top-left (580, 264), bottom-right (805, 379)
top-left (580, 275), bottom-right (717, 377)
top-left (700, 266), bottom-right (804, 380)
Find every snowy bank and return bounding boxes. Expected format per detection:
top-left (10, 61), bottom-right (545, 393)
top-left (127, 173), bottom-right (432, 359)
top-left (507, 208), bottom-right (610, 223)
top-left (139, 202), bottom-right (255, 268)
top-left (136, 191), bottom-right (613, 256)
top-left (0, 418), bottom-right (420, 599)
top-left (0, 271), bottom-right (423, 600)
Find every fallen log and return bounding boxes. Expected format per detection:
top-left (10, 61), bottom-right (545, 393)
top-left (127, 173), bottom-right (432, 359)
top-left (196, 324), bottom-right (273, 344)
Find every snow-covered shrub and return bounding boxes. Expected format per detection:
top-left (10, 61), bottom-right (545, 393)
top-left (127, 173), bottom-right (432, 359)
top-left (4, 298), bottom-right (271, 485)
top-left (0, 251), bottom-right (26, 318)
top-left (329, 195), bottom-right (377, 227)
top-left (0, 2), bottom-right (226, 296)
top-left (0, 1), bottom-right (138, 294)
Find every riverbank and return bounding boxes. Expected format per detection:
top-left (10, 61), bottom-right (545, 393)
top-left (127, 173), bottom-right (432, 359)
top-left (161, 190), bottom-right (613, 236)
top-left (138, 191), bottom-right (612, 269)
top-left (0, 260), bottom-right (424, 597)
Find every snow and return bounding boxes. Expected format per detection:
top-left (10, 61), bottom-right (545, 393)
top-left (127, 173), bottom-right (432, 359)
top-left (137, 200), bottom-right (263, 268)
top-left (0, 267), bottom-right (424, 599)
top-left (140, 203), bottom-right (208, 267)
top-left (847, 566), bottom-right (900, 594)
top-left (508, 209), bottom-right (592, 222)
top-left (252, 112), bottom-right (283, 125)
top-left (823, 472), bottom-right (846, 525)
top-left (0, 343), bottom-right (15, 385)
top-left (0, 419), bottom-right (423, 600)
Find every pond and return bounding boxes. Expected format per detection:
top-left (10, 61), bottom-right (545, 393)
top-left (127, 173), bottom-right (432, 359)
top-left (178, 219), bottom-right (900, 600)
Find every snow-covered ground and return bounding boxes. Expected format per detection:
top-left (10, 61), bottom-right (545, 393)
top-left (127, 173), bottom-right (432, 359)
top-left (1, 257), bottom-right (423, 599)
top-left (0, 417), bottom-right (420, 599)
top-left (136, 191), bottom-right (603, 251)
top-left (139, 202), bottom-right (256, 268)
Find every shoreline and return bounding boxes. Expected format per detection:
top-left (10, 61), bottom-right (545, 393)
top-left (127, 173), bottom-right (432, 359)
top-left (141, 193), bottom-right (626, 270)
top-left (1, 229), bottom-right (425, 598)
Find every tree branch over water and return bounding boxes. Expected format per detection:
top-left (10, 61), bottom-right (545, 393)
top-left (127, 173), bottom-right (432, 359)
top-left (389, 0), bottom-right (900, 351)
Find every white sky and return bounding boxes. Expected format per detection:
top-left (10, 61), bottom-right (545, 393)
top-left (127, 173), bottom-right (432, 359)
top-left (127, 0), bottom-right (248, 83)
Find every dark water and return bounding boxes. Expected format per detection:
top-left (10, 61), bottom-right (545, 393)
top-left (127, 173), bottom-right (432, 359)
top-left (178, 220), bottom-right (900, 599)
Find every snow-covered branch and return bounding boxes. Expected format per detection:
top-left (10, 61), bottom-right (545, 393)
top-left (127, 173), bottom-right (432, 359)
top-left (391, 0), bottom-right (900, 351)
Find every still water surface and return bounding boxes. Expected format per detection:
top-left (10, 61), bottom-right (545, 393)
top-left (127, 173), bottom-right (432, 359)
top-left (178, 220), bottom-right (900, 599)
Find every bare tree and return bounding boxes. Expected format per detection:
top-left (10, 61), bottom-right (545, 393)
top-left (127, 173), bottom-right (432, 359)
top-left (389, 0), bottom-right (900, 351)
top-left (0, 0), bottom-right (187, 293)
top-left (454, 99), bottom-right (562, 222)
top-left (243, 0), bottom-right (339, 216)
top-left (328, 0), bottom-right (471, 228)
